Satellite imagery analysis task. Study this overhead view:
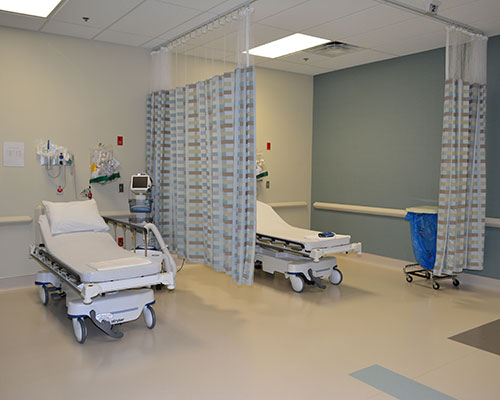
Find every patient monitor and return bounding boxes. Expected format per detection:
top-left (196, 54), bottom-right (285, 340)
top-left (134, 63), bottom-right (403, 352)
top-left (131, 174), bottom-right (152, 193)
top-left (129, 173), bottom-right (153, 223)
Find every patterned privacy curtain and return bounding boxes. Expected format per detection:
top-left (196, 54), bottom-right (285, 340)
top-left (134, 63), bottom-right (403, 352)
top-left (435, 27), bottom-right (488, 275)
top-left (146, 67), bottom-right (256, 285)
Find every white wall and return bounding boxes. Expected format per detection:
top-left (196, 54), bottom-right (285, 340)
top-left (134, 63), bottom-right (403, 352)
top-left (256, 68), bottom-right (313, 229)
top-left (0, 27), bottom-right (151, 279)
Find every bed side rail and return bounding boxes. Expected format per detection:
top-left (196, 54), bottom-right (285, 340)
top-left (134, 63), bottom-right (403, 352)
top-left (103, 216), bottom-right (149, 253)
top-left (255, 238), bottom-right (362, 262)
top-left (30, 245), bottom-right (82, 292)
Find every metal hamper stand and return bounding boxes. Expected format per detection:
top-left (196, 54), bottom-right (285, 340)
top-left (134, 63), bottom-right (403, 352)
top-left (403, 206), bottom-right (460, 290)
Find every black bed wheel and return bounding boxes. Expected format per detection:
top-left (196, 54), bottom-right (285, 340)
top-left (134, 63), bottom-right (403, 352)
top-left (39, 285), bottom-right (49, 306)
top-left (406, 275), bottom-right (413, 283)
top-left (73, 318), bottom-right (87, 344)
top-left (290, 275), bottom-right (305, 293)
top-left (452, 278), bottom-right (460, 287)
top-left (329, 268), bottom-right (343, 285)
top-left (144, 305), bottom-right (156, 329)
top-left (433, 282), bottom-right (440, 290)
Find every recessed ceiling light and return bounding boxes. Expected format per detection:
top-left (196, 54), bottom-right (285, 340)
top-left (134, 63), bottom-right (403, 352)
top-left (248, 33), bottom-right (330, 59)
top-left (0, 0), bottom-right (63, 18)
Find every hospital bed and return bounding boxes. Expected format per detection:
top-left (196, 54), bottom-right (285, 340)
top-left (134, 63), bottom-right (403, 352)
top-left (256, 201), bottom-right (361, 292)
top-left (30, 199), bottom-right (176, 343)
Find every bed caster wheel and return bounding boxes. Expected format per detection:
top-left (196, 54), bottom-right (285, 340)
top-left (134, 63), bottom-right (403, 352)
top-left (329, 268), bottom-right (343, 285)
top-left (143, 305), bottom-right (156, 329)
top-left (405, 275), bottom-right (413, 283)
top-left (39, 285), bottom-right (49, 306)
top-left (432, 282), bottom-right (440, 290)
top-left (72, 318), bottom-right (87, 344)
top-left (452, 278), bottom-right (460, 287)
top-left (290, 275), bottom-right (305, 293)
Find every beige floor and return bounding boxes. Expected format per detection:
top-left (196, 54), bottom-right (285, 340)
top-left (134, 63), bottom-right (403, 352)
top-left (1, 256), bottom-right (500, 400)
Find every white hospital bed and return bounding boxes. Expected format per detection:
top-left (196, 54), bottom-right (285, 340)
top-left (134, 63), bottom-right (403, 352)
top-left (30, 200), bottom-right (175, 343)
top-left (256, 201), bottom-right (361, 292)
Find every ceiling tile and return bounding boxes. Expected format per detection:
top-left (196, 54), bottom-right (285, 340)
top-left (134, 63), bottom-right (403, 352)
top-left (258, 0), bottom-right (375, 32)
top-left (395, 0), bottom-right (477, 11)
top-left (258, 58), bottom-right (325, 75)
top-left (41, 20), bottom-right (102, 39)
top-left (251, 0), bottom-right (310, 22)
top-left (160, 0), bottom-right (228, 12)
top-left (0, 12), bottom-right (45, 31)
top-left (109, 0), bottom-right (201, 38)
top-left (304, 4), bottom-right (415, 41)
top-left (279, 51), bottom-right (339, 66)
top-left (159, 12), bottom-right (219, 41)
top-left (51, 0), bottom-right (143, 29)
top-left (209, 0), bottom-right (259, 15)
top-left (95, 29), bottom-right (153, 46)
top-left (441, 0), bottom-right (500, 25)
top-left (473, 16), bottom-right (500, 37)
top-left (204, 23), bottom-right (293, 52)
top-left (344, 16), bottom-right (444, 49)
top-left (250, 22), bottom-right (295, 46)
top-left (285, 48), bottom-right (396, 70)
top-left (373, 29), bottom-right (447, 56)
top-left (142, 37), bottom-right (168, 48)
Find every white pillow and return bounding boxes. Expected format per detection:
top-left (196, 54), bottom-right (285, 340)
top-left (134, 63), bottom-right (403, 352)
top-left (42, 199), bottom-right (109, 235)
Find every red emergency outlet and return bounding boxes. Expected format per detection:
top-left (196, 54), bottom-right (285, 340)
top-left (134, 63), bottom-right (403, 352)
top-left (266, 142), bottom-right (271, 150)
top-left (117, 136), bottom-right (123, 146)
top-left (118, 237), bottom-right (124, 247)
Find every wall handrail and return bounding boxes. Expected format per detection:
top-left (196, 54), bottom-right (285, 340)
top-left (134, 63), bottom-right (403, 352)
top-left (313, 201), bottom-right (500, 228)
top-left (268, 201), bottom-right (308, 209)
top-left (313, 202), bottom-right (405, 218)
top-left (0, 216), bottom-right (33, 226)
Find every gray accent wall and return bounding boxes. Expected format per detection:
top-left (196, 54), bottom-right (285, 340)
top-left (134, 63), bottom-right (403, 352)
top-left (312, 36), bottom-right (500, 279)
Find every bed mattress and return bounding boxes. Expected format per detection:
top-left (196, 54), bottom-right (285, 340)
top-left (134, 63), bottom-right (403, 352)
top-left (257, 201), bottom-right (351, 251)
top-left (39, 215), bottom-right (161, 283)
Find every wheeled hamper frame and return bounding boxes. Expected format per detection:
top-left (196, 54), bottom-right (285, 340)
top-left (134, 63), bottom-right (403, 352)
top-left (403, 263), bottom-right (460, 290)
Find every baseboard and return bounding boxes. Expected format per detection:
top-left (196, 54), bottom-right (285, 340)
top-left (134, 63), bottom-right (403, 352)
top-left (0, 274), bottom-right (36, 290)
top-left (337, 252), bottom-right (500, 292)
top-left (337, 252), bottom-right (410, 270)
top-left (458, 272), bottom-right (500, 292)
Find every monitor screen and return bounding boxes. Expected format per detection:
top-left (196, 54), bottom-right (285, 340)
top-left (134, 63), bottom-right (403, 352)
top-left (132, 176), bottom-right (149, 189)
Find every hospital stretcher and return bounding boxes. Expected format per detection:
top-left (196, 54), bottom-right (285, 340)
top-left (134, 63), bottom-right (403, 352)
top-left (31, 209), bottom-right (175, 343)
top-left (256, 201), bottom-right (361, 292)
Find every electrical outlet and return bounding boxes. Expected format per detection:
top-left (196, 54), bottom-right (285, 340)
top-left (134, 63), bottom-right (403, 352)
top-left (119, 183), bottom-right (124, 192)
top-left (266, 181), bottom-right (270, 189)
top-left (118, 237), bottom-right (124, 247)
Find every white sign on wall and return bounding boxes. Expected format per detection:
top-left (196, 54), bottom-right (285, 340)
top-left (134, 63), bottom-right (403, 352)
top-left (3, 142), bottom-right (25, 167)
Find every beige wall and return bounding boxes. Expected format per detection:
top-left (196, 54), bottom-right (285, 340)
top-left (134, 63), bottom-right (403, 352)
top-left (0, 27), bottom-right (313, 280)
top-left (256, 68), bottom-right (313, 228)
top-left (0, 27), bottom-right (151, 279)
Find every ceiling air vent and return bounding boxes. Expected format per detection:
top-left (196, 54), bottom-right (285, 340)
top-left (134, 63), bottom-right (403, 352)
top-left (305, 41), bottom-right (362, 58)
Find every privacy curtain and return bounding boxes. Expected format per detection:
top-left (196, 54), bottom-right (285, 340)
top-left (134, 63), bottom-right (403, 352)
top-left (146, 67), bottom-right (256, 285)
top-left (434, 27), bottom-right (488, 275)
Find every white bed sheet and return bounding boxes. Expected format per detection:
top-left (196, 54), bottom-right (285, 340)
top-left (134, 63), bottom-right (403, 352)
top-left (257, 201), bottom-right (350, 251)
top-left (39, 215), bottom-right (160, 283)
